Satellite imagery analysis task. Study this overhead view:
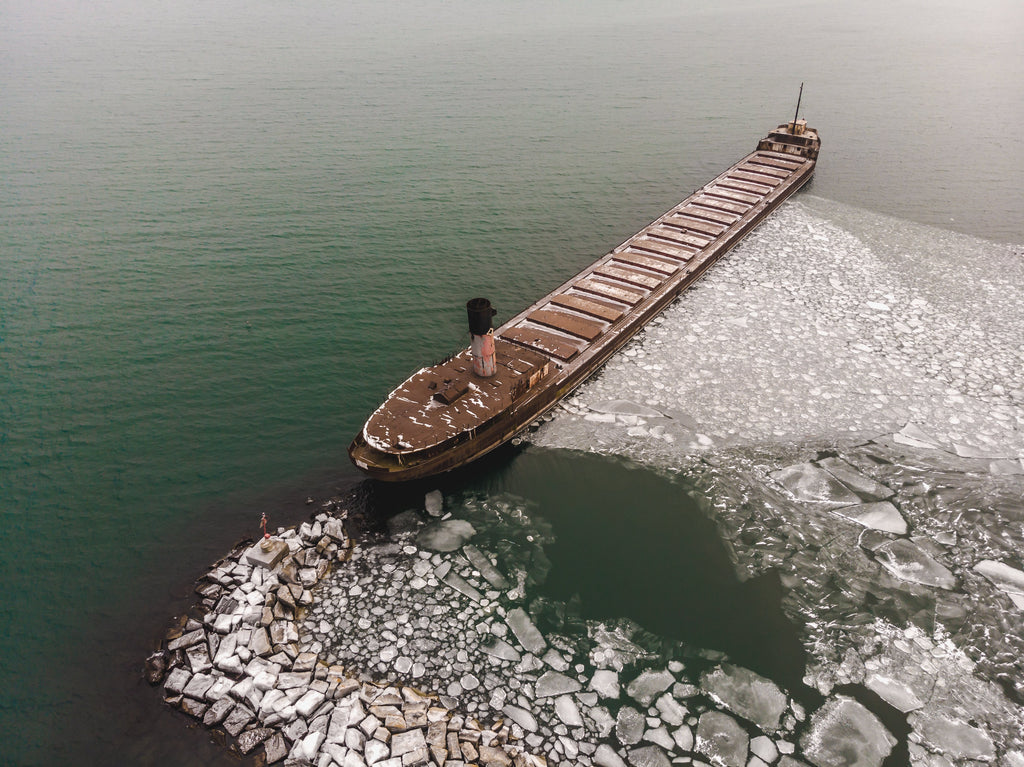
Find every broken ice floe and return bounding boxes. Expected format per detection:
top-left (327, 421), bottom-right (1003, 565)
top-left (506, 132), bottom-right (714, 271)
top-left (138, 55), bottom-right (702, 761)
top-left (524, 202), bottom-right (1024, 759)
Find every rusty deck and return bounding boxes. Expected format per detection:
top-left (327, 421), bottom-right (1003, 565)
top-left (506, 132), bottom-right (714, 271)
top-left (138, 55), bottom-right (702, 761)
top-left (351, 122), bottom-right (820, 480)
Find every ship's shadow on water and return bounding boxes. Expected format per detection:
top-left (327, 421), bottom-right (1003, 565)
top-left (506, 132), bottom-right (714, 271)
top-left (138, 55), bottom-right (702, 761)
top-left (363, 445), bottom-right (811, 698)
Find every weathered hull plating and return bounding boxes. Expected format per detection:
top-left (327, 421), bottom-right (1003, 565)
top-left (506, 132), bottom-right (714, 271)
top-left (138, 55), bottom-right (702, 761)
top-left (350, 122), bottom-right (820, 481)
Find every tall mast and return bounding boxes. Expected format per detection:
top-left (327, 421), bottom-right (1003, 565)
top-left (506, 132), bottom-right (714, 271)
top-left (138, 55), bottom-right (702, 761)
top-left (792, 82), bottom-right (804, 132)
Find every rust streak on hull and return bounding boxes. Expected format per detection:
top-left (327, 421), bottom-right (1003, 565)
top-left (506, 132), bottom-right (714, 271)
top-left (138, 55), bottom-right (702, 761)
top-left (350, 120), bottom-right (820, 481)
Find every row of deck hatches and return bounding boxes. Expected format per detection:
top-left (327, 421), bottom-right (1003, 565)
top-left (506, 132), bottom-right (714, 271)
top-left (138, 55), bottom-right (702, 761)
top-left (498, 151), bottom-right (806, 363)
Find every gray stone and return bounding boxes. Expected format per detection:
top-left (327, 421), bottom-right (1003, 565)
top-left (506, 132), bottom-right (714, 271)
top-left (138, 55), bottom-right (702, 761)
top-left (696, 711), bottom-right (749, 767)
top-left (237, 726), bottom-right (274, 755)
top-left (167, 628), bottom-right (206, 651)
top-left (244, 538), bottom-right (290, 569)
top-left (222, 704), bottom-right (255, 737)
top-left (801, 696), bottom-right (895, 767)
top-left (182, 673), bottom-right (216, 700)
top-left (364, 738), bottom-right (390, 764)
top-left (203, 696), bottom-right (235, 726)
top-left (263, 731), bottom-right (288, 763)
top-left (479, 744), bottom-right (513, 766)
top-left (701, 664), bottom-right (788, 732)
top-left (391, 728), bottom-right (427, 757)
top-left (163, 668), bottom-right (191, 696)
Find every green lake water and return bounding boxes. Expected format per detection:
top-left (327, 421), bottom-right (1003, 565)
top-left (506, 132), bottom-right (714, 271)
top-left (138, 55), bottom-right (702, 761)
top-left (2, 0), bottom-right (1022, 762)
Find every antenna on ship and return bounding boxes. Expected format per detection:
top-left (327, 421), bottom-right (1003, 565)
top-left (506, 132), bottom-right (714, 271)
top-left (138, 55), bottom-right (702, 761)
top-left (791, 82), bottom-right (804, 134)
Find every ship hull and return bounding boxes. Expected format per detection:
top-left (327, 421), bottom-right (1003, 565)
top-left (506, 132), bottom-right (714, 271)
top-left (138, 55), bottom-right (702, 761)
top-left (350, 123), bottom-right (820, 481)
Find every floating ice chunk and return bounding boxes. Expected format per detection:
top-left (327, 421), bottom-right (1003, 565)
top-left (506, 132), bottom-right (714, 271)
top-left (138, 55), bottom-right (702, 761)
top-left (416, 519), bottom-right (476, 551)
top-left (864, 673), bottom-right (923, 713)
top-left (424, 490), bottom-right (443, 516)
top-left (973, 560), bottom-right (1024, 609)
top-left (771, 462), bottom-right (861, 505)
top-left (534, 670), bottom-right (582, 698)
top-left (594, 743), bottom-right (629, 767)
top-left (865, 301), bottom-right (890, 312)
top-left (913, 713), bottom-right (995, 761)
top-left (654, 692), bottom-right (687, 726)
top-left (586, 412), bottom-right (619, 423)
top-left (832, 502), bottom-right (907, 535)
top-left (627, 744), bottom-right (672, 767)
top-left (441, 570), bottom-right (483, 602)
top-left (589, 400), bottom-right (668, 419)
top-left (554, 695), bottom-right (584, 727)
top-left (892, 423), bottom-right (942, 450)
top-left (626, 669), bottom-right (675, 707)
top-left (800, 696), bottom-right (895, 767)
top-left (505, 607), bottom-right (546, 654)
top-left (696, 711), bottom-right (749, 767)
top-left (817, 457), bottom-right (894, 501)
top-left (872, 539), bottom-right (956, 589)
top-left (480, 637), bottom-right (521, 662)
top-left (590, 669), bottom-right (620, 699)
top-left (701, 664), bottom-right (788, 732)
top-left (616, 706), bottom-right (645, 745)
top-left (502, 704), bottom-right (538, 732)
top-left (462, 544), bottom-right (510, 589)
top-left (750, 736), bottom-right (778, 763)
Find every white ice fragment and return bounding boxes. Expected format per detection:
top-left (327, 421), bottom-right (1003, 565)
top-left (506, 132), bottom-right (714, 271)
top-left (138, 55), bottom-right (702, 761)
top-left (505, 607), bottom-right (547, 654)
top-left (973, 560), bottom-right (1024, 609)
top-left (590, 669), bottom-right (621, 699)
top-left (502, 704), bottom-right (538, 732)
top-left (872, 540), bottom-right (956, 589)
top-left (534, 670), bottom-right (582, 698)
top-left (701, 664), bottom-right (788, 732)
top-left (416, 519), bottom-right (476, 552)
top-left (771, 462), bottom-right (861, 506)
top-left (589, 400), bottom-right (668, 419)
top-left (696, 711), bottom-right (749, 767)
top-left (424, 490), bottom-right (443, 516)
top-left (626, 669), bottom-right (675, 707)
top-left (832, 502), bottom-right (907, 535)
top-left (864, 673), bottom-right (923, 713)
top-left (594, 743), bottom-right (628, 767)
top-left (801, 696), bottom-right (895, 767)
top-left (554, 695), bottom-right (584, 727)
top-left (914, 713), bottom-right (995, 761)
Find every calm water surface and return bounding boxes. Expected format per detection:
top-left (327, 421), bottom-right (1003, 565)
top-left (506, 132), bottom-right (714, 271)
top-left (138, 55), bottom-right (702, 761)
top-left (2, 0), bottom-right (1022, 762)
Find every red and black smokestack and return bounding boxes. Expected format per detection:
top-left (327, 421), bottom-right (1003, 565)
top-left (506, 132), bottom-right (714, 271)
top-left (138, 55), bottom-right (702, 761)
top-left (466, 297), bottom-right (497, 377)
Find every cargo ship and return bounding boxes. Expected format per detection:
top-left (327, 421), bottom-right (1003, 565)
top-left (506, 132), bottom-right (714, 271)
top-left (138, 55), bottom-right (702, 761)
top-left (350, 113), bottom-right (820, 481)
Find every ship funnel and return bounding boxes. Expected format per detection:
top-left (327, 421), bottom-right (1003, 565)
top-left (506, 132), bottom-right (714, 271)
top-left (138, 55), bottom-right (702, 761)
top-left (466, 297), bottom-right (497, 377)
